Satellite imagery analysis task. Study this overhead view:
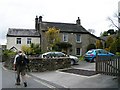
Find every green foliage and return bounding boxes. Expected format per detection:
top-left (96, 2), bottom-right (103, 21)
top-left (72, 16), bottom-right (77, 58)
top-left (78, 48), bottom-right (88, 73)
top-left (87, 44), bottom-right (96, 51)
top-left (55, 42), bottom-right (72, 49)
top-left (21, 45), bottom-right (32, 55)
top-left (116, 52), bottom-right (120, 56)
top-left (3, 49), bottom-right (16, 57)
top-left (104, 35), bottom-right (120, 54)
top-left (96, 40), bottom-right (103, 49)
top-left (2, 49), bottom-right (16, 62)
top-left (79, 56), bottom-right (84, 61)
top-left (101, 29), bottom-right (116, 36)
top-left (30, 43), bottom-right (41, 54)
top-left (105, 36), bottom-right (114, 48)
top-left (109, 41), bottom-right (117, 54)
top-left (45, 27), bottom-right (60, 51)
top-left (115, 36), bottom-right (120, 52)
top-left (21, 43), bottom-right (41, 55)
top-left (54, 42), bottom-right (72, 52)
top-left (107, 29), bottom-right (115, 35)
top-left (101, 31), bottom-right (108, 36)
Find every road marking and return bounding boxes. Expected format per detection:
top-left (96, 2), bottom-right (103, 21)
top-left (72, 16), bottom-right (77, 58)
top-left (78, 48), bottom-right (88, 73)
top-left (33, 78), bottom-right (56, 89)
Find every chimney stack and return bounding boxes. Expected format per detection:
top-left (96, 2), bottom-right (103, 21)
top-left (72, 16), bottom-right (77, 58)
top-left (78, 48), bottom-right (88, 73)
top-left (76, 17), bottom-right (81, 25)
top-left (39, 16), bottom-right (42, 23)
top-left (35, 16), bottom-right (43, 31)
top-left (35, 16), bottom-right (38, 30)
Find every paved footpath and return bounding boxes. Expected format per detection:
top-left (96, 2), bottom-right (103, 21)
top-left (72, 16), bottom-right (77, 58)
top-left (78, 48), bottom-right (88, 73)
top-left (29, 61), bottom-right (119, 88)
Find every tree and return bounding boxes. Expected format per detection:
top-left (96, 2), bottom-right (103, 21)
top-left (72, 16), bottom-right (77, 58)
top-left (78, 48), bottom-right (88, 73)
top-left (45, 27), bottom-right (60, 51)
top-left (55, 42), bottom-right (72, 53)
top-left (109, 36), bottom-right (120, 54)
top-left (21, 45), bottom-right (32, 55)
top-left (107, 13), bottom-right (120, 35)
top-left (96, 40), bottom-right (103, 49)
top-left (87, 44), bottom-right (96, 51)
top-left (101, 31), bottom-right (108, 36)
top-left (109, 41), bottom-right (117, 54)
top-left (30, 43), bottom-right (41, 54)
top-left (107, 29), bottom-right (115, 35)
top-left (105, 36), bottom-right (114, 49)
top-left (115, 36), bottom-right (120, 52)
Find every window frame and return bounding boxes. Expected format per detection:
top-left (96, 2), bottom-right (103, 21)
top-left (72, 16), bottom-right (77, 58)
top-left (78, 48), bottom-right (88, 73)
top-left (27, 38), bottom-right (32, 44)
top-left (76, 34), bottom-right (81, 43)
top-left (63, 33), bottom-right (68, 42)
top-left (16, 38), bottom-right (21, 44)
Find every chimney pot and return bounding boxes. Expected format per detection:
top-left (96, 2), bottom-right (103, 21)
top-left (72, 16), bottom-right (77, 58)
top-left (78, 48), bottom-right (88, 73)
top-left (39, 16), bottom-right (42, 22)
top-left (76, 17), bottom-right (81, 25)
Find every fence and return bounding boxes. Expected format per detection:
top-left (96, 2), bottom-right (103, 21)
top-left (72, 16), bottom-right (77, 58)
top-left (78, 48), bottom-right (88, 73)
top-left (96, 56), bottom-right (120, 76)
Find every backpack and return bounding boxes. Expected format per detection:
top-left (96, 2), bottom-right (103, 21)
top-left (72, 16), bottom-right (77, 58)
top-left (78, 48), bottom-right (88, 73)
top-left (16, 54), bottom-right (29, 66)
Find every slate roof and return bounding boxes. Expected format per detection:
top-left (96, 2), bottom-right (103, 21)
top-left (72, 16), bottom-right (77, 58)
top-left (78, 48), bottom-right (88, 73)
top-left (7, 28), bottom-right (40, 37)
top-left (7, 21), bottom-right (101, 40)
top-left (41, 21), bottom-right (89, 33)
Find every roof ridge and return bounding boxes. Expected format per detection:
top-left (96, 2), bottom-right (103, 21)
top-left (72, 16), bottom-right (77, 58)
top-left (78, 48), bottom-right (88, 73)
top-left (9, 28), bottom-right (35, 30)
top-left (43, 21), bottom-right (77, 25)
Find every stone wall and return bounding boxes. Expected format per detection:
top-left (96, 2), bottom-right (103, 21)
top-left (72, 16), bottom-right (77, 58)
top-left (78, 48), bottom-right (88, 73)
top-left (4, 56), bottom-right (71, 72)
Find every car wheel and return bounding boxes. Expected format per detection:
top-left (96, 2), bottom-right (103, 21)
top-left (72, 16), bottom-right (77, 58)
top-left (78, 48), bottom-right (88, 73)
top-left (71, 59), bottom-right (75, 65)
top-left (92, 58), bottom-right (96, 62)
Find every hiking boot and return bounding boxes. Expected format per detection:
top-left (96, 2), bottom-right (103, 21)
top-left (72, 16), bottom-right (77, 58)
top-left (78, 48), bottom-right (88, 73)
top-left (15, 83), bottom-right (20, 85)
top-left (24, 82), bottom-right (27, 87)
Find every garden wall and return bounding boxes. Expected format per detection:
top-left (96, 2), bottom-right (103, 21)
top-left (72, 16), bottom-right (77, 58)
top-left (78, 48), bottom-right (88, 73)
top-left (4, 56), bottom-right (71, 72)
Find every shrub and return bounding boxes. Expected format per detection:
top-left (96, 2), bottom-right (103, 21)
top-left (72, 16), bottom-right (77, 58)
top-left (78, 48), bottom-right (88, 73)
top-left (2, 50), bottom-right (16, 62)
top-left (87, 44), bottom-right (96, 51)
top-left (116, 52), bottom-right (120, 56)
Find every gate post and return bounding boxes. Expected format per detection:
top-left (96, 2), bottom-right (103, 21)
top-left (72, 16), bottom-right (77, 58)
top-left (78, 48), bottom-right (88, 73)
top-left (95, 56), bottom-right (98, 74)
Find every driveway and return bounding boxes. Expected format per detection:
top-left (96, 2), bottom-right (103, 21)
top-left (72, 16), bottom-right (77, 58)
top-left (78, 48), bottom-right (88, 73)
top-left (29, 61), bottom-right (119, 88)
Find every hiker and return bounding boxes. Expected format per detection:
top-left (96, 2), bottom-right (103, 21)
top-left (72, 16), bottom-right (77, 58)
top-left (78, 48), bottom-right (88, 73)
top-left (13, 50), bottom-right (29, 87)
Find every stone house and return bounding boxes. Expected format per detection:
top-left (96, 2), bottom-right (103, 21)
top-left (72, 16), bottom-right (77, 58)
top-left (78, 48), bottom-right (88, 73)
top-left (7, 16), bottom-right (101, 56)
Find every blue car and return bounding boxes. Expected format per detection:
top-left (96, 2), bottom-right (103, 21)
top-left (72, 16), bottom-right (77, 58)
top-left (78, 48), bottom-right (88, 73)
top-left (84, 49), bottom-right (114, 62)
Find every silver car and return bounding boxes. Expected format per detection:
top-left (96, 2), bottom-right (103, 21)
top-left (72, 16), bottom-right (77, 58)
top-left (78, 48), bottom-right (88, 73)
top-left (40, 52), bottom-right (79, 65)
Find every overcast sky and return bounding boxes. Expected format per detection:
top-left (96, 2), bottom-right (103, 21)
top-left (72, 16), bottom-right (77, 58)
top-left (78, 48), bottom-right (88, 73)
top-left (0, 0), bottom-right (119, 45)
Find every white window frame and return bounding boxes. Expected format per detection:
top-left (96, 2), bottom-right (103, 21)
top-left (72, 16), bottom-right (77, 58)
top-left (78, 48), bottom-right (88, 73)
top-left (27, 38), bottom-right (31, 44)
top-left (76, 34), bottom-right (81, 43)
top-left (16, 38), bottom-right (21, 44)
top-left (63, 34), bottom-right (68, 42)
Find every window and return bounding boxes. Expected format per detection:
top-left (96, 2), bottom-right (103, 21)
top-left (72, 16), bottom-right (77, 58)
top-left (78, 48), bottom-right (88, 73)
top-left (63, 34), bottom-right (68, 42)
top-left (16, 38), bottom-right (21, 44)
top-left (76, 48), bottom-right (82, 55)
top-left (27, 38), bottom-right (31, 44)
top-left (76, 34), bottom-right (81, 42)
